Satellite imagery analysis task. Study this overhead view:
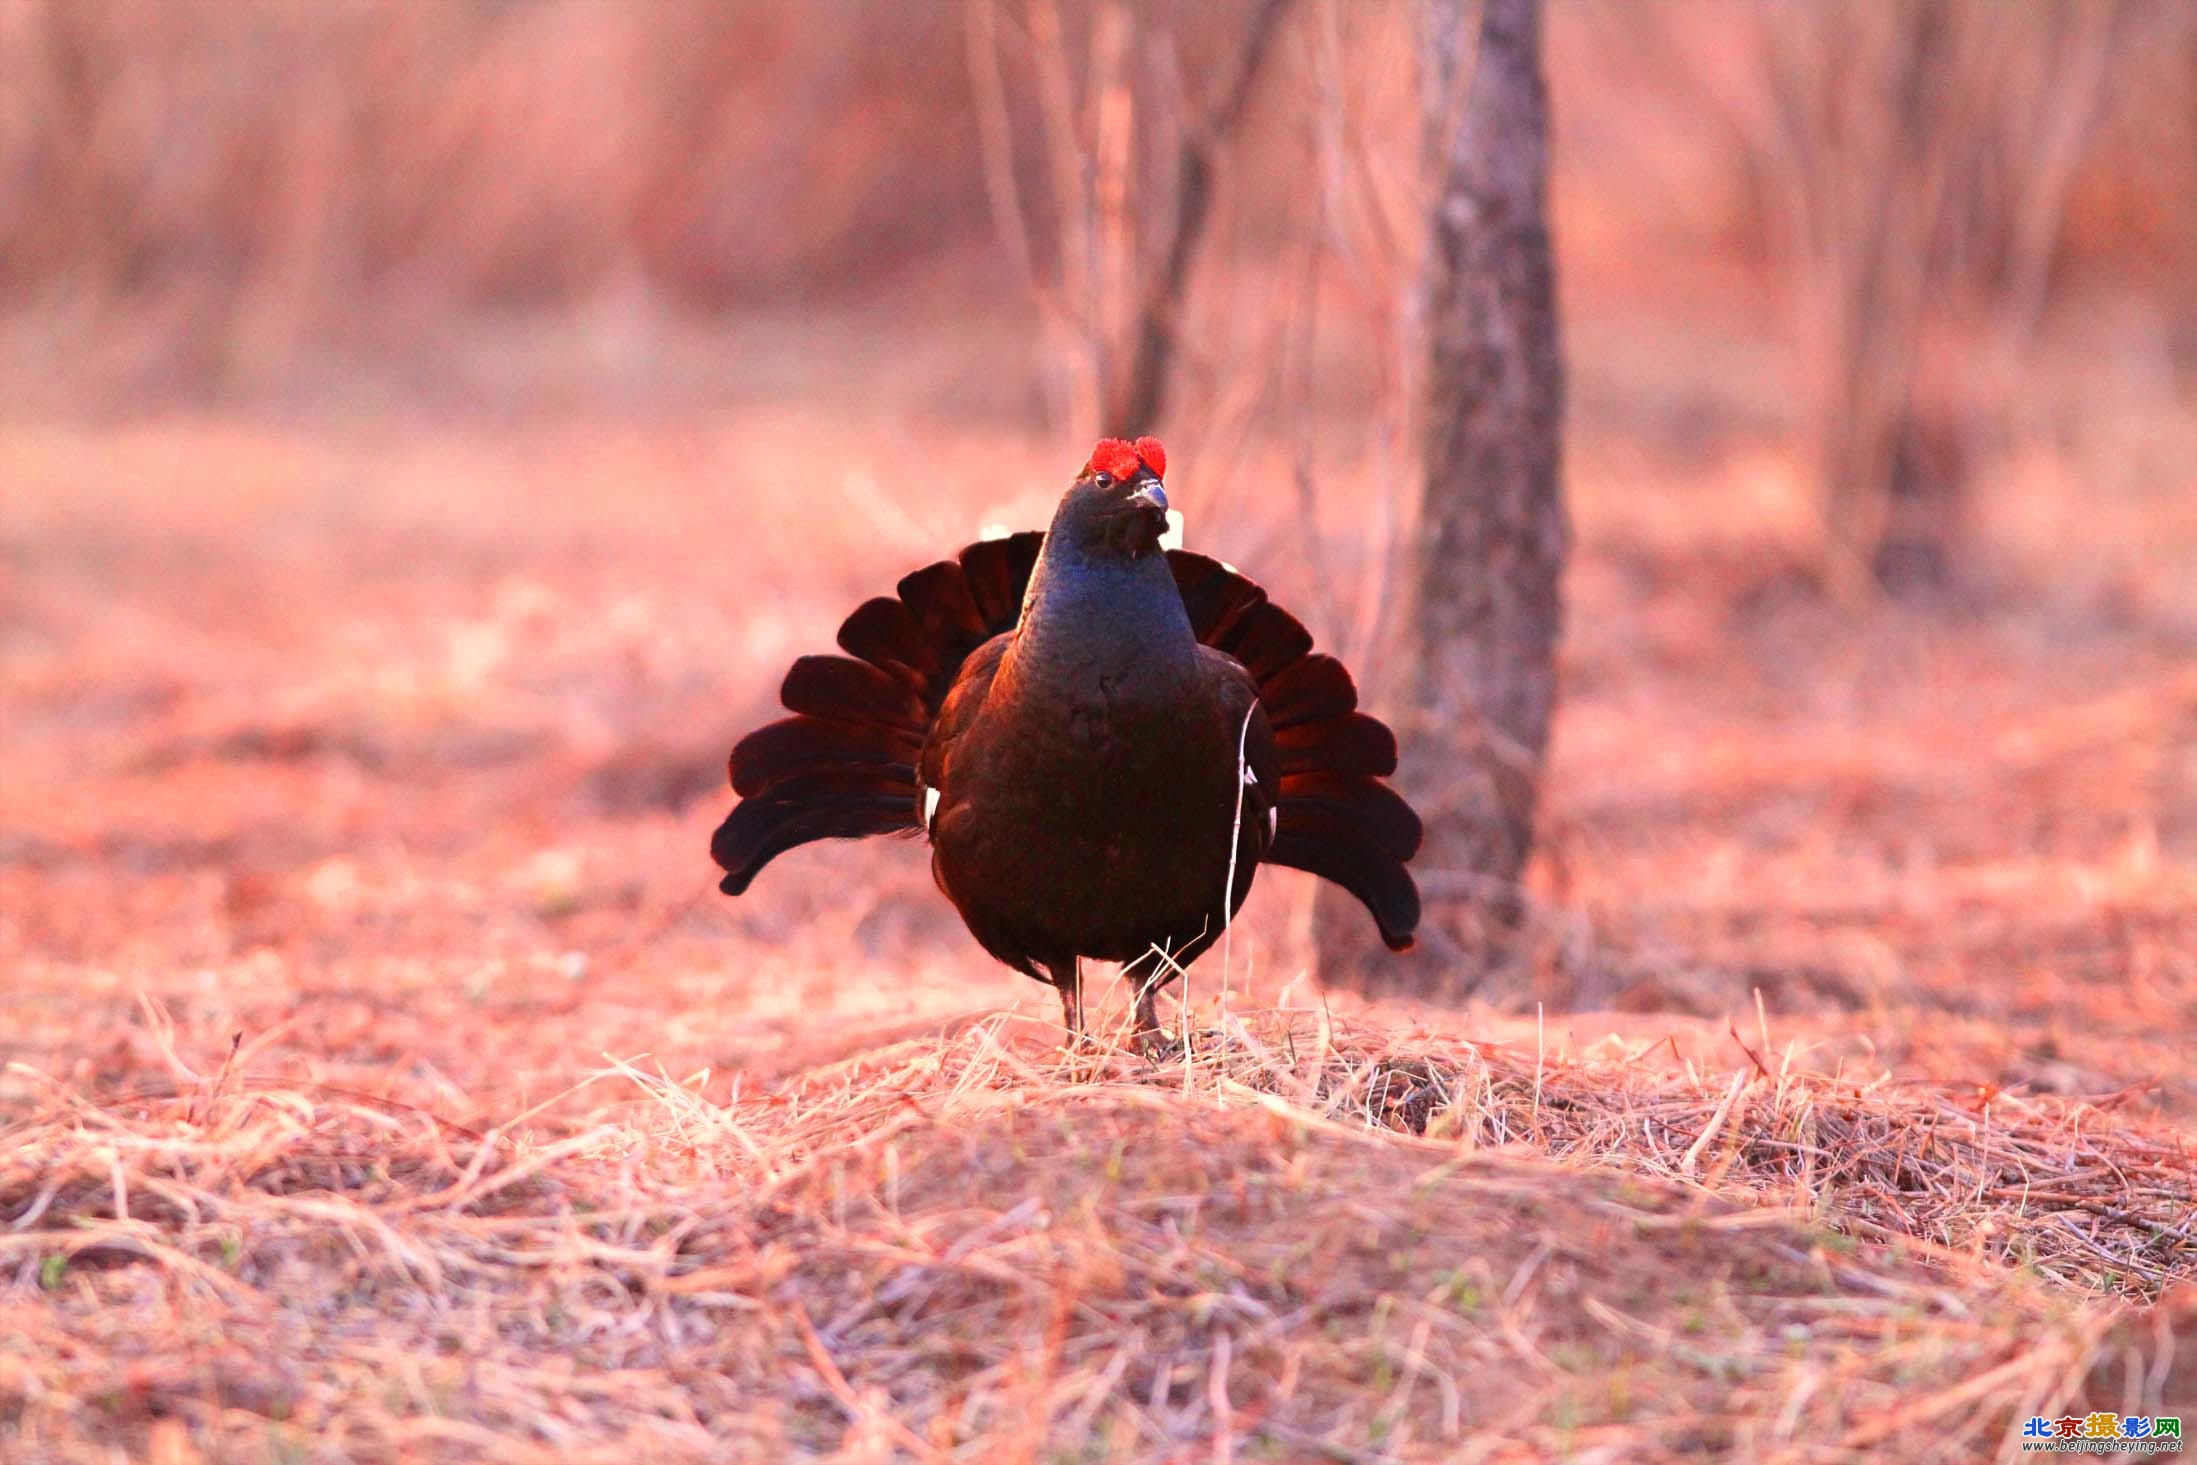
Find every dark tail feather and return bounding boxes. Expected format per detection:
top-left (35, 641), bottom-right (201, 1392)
top-left (1213, 602), bottom-right (1313, 682)
top-left (1168, 552), bottom-right (1314, 681)
top-left (729, 716), bottom-right (920, 796)
top-left (1167, 550), bottom-right (1267, 641)
top-left (717, 651), bottom-right (932, 890)
top-left (1275, 712), bottom-right (1397, 778)
top-left (835, 597), bottom-right (939, 686)
top-left (1168, 547), bottom-right (1420, 950)
top-left (896, 560), bottom-right (991, 649)
top-left (1261, 653), bottom-right (1358, 728)
top-left (712, 790), bottom-right (917, 895)
top-left (779, 655), bottom-right (926, 732)
top-left (956, 532), bottom-right (1045, 628)
top-left (1268, 822), bottom-right (1420, 950)
top-left (718, 539), bottom-right (1043, 896)
top-left (1277, 772), bottom-right (1422, 861)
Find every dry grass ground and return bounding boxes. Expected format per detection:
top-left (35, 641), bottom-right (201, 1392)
top-left (5, 378), bottom-right (2196, 1459)
top-left (3, 1022), bottom-right (2193, 1463)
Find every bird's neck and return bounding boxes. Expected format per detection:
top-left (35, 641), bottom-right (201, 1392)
top-left (997, 536), bottom-right (1197, 698)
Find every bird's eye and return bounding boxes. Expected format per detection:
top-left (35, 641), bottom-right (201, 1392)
top-left (1093, 472), bottom-right (1114, 488)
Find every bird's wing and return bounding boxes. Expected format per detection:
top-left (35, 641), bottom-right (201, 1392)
top-left (916, 630), bottom-right (1009, 833)
top-left (1197, 644), bottom-right (1280, 860)
top-left (711, 534), bottom-right (1042, 895)
top-left (1168, 550), bottom-right (1422, 951)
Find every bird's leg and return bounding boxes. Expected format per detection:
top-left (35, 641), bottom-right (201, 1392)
top-left (1130, 960), bottom-right (1179, 1059)
top-left (1132, 974), bottom-right (1161, 1044)
top-left (1047, 958), bottom-right (1085, 1049)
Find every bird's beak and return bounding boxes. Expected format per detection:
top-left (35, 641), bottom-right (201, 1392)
top-left (1130, 481), bottom-right (1168, 514)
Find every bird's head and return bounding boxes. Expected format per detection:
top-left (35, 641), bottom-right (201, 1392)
top-left (1054, 436), bottom-right (1170, 558)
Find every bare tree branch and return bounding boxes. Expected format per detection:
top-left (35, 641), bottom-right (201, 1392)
top-left (1102, 0), bottom-right (1296, 435)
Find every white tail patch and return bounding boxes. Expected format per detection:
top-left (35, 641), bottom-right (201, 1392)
top-left (922, 784), bottom-right (941, 831)
top-left (1267, 806), bottom-right (1278, 840)
top-left (1160, 509), bottom-right (1185, 552)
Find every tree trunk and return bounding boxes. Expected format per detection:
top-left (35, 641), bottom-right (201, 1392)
top-left (1320, 0), bottom-right (1567, 999)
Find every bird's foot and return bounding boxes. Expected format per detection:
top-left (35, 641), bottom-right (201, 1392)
top-left (1133, 1029), bottom-right (1187, 1063)
top-left (1130, 989), bottom-right (1190, 1062)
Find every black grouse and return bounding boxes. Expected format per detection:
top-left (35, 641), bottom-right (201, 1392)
top-left (711, 437), bottom-right (1421, 1042)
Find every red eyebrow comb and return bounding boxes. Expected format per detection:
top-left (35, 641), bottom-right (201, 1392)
top-left (1085, 437), bottom-right (1166, 481)
top-left (1085, 439), bottom-right (1140, 481)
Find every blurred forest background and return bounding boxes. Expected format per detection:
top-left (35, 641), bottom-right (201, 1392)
top-left (8, 3), bottom-right (2197, 1457)
top-left (8, 1), bottom-right (2194, 478)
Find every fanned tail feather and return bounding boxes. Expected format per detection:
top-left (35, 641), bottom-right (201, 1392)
top-left (1166, 550), bottom-right (1422, 949)
top-left (715, 529), bottom-right (1419, 945)
top-left (711, 790), bottom-right (916, 896)
top-left (728, 715), bottom-right (918, 797)
top-left (779, 653), bottom-right (925, 731)
top-left (1275, 712), bottom-right (1396, 777)
top-left (1269, 826), bottom-right (1421, 949)
top-left (1275, 772), bottom-right (1421, 860)
top-left (712, 533), bottom-right (1044, 895)
top-left (835, 598), bottom-right (940, 686)
top-left (956, 533), bottom-right (1044, 626)
top-left (1259, 653), bottom-right (1358, 728)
